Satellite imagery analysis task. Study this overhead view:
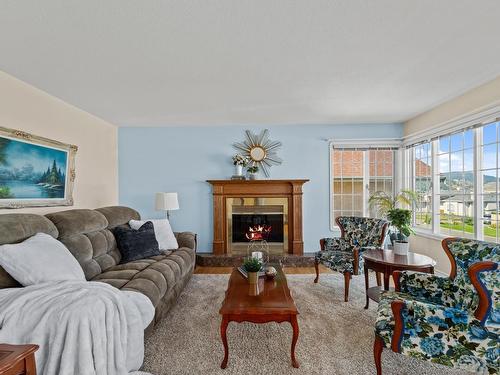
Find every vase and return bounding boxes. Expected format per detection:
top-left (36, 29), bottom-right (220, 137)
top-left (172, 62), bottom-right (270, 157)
top-left (235, 165), bottom-right (243, 176)
top-left (264, 266), bottom-right (277, 280)
top-left (389, 232), bottom-right (397, 246)
top-left (393, 241), bottom-right (409, 255)
top-left (248, 172), bottom-right (257, 180)
top-left (248, 271), bottom-right (258, 284)
top-left (248, 282), bottom-right (260, 296)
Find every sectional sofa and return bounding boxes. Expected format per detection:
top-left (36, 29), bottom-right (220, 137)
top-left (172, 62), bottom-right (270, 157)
top-left (0, 206), bottom-right (196, 333)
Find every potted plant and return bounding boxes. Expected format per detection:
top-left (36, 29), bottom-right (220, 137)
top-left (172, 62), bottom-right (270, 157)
top-left (368, 189), bottom-right (418, 246)
top-left (387, 208), bottom-right (414, 255)
top-left (242, 256), bottom-right (262, 284)
top-left (232, 154), bottom-right (249, 177)
top-left (247, 165), bottom-right (259, 180)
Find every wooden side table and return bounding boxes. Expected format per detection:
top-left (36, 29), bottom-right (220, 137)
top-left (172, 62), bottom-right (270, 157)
top-left (362, 248), bottom-right (436, 309)
top-left (0, 344), bottom-right (38, 375)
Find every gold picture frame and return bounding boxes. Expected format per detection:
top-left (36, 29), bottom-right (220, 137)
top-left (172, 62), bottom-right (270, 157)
top-left (0, 126), bottom-right (77, 208)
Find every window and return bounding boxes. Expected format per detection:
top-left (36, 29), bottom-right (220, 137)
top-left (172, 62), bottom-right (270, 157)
top-left (332, 149), bottom-right (364, 219)
top-left (410, 142), bottom-right (432, 230)
top-left (480, 122), bottom-right (500, 242)
top-left (331, 145), bottom-right (397, 227)
top-left (368, 150), bottom-right (395, 217)
top-left (406, 119), bottom-right (500, 242)
top-left (437, 129), bottom-right (474, 237)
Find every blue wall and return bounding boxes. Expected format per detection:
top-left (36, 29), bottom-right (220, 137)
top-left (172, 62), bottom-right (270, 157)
top-left (118, 124), bottom-right (403, 252)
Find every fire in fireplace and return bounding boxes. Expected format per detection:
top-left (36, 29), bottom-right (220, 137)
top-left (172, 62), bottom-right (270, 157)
top-left (232, 214), bottom-right (284, 243)
top-left (245, 225), bottom-right (272, 241)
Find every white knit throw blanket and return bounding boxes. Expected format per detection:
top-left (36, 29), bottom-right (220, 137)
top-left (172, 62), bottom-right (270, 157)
top-left (0, 281), bottom-right (154, 375)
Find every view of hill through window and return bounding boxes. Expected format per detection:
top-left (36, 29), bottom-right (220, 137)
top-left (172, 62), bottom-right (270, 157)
top-left (410, 120), bottom-right (500, 242)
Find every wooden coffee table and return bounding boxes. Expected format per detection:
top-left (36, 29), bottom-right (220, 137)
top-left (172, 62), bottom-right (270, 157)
top-left (219, 264), bottom-right (299, 369)
top-left (362, 248), bottom-right (436, 309)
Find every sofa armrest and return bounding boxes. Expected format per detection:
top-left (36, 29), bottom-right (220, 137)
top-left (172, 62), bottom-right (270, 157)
top-left (174, 232), bottom-right (197, 251)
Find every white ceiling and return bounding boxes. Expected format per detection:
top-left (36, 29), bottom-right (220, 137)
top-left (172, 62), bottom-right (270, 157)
top-left (1, 0), bottom-right (500, 127)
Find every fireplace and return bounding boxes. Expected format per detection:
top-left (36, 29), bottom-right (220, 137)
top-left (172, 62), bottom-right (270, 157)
top-left (207, 179), bottom-right (309, 255)
top-left (227, 197), bottom-right (288, 255)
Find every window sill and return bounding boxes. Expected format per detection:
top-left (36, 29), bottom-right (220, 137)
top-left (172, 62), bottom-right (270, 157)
top-left (412, 229), bottom-right (447, 242)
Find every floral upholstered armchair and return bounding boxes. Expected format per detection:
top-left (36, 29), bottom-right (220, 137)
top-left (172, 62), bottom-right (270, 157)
top-left (374, 238), bottom-right (499, 374)
top-left (314, 216), bottom-right (388, 302)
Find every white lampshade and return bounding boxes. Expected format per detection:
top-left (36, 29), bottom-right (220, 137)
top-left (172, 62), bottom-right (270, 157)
top-left (155, 192), bottom-right (179, 211)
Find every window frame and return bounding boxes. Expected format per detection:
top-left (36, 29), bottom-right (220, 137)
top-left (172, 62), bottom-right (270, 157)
top-left (404, 115), bottom-right (500, 242)
top-left (329, 139), bottom-right (402, 232)
top-left (407, 141), bottom-right (434, 231)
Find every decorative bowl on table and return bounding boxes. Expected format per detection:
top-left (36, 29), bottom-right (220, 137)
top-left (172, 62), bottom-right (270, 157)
top-left (264, 266), bottom-right (277, 280)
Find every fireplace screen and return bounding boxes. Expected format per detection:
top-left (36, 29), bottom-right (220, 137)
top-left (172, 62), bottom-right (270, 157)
top-left (226, 197), bottom-right (288, 255)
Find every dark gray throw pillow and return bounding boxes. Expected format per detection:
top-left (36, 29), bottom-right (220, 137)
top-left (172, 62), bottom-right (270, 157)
top-left (113, 221), bottom-right (161, 263)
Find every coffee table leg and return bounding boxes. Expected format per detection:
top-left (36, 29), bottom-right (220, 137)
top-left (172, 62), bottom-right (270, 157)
top-left (220, 316), bottom-right (229, 369)
top-left (364, 263), bottom-right (370, 309)
top-left (290, 315), bottom-right (299, 368)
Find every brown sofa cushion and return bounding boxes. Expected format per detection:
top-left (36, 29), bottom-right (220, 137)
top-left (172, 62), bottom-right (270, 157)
top-left (92, 246), bottom-right (195, 308)
top-left (96, 206), bottom-right (140, 228)
top-left (45, 209), bottom-right (120, 280)
top-left (43, 207), bottom-right (142, 280)
top-left (45, 209), bottom-right (107, 238)
top-left (0, 214), bottom-right (58, 245)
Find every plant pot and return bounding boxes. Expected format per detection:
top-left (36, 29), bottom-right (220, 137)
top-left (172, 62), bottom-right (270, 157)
top-left (248, 172), bottom-right (257, 180)
top-left (393, 241), bottom-right (409, 255)
top-left (389, 230), bottom-right (406, 246)
top-left (389, 232), bottom-right (397, 246)
top-left (235, 165), bottom-right (243, 176)
top-left (248, 271), bottom-right (258, 284)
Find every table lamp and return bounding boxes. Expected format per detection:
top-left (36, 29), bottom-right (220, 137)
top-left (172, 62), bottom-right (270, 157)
top-left (155, 192), bottom-right (179, 220)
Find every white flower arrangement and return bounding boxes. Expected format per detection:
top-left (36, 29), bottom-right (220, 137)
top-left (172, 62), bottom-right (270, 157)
top-left (232, 154), bottom-right (249, 166)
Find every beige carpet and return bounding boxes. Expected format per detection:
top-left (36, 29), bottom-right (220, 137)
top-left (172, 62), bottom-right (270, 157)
top-left (142, 274), bottom-right (469, 375)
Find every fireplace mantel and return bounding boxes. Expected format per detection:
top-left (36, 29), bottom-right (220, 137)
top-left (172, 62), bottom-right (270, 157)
top-left (207, 179), bottom-right (309, 255)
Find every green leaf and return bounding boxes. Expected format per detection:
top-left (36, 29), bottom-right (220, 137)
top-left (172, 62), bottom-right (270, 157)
top-left (432, 356), bottom-right (453, 367)
top-left (242, 257), bottom-right (262, 272)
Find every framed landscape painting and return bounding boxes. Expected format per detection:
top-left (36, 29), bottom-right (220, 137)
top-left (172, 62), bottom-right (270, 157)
top-left (0, 126), bottom-right (77, 208)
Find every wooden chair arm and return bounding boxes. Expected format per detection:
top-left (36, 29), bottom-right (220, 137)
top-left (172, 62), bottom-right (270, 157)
top-left (390, 300), bottom-right (406, 353)
top-left (468, 261), bottom-right (498, 324)
top-left (352, 247), bottom-right (360, 275)
top-left (319, 238), bottom-right (325, 251)
top-left (441, 237), bottom-right (459, 279)
top-left (392, 271), bottom-right (402, 292)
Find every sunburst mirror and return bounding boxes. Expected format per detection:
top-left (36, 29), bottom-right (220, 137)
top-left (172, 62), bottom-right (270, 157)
top-left (233, 129), bottom-right (282, 177)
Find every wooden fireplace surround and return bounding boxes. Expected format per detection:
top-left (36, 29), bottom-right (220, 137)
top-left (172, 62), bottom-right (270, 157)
top-left (207, 179), bottom-right (309, 255)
